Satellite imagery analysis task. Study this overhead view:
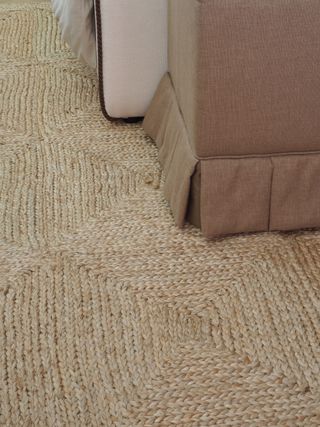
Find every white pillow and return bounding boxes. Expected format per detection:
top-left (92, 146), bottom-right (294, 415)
top-left (51, 0), bottom-right (96, 68)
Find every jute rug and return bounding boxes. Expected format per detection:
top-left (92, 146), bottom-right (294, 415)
top-left (1, 1), bottom-right (320, 426)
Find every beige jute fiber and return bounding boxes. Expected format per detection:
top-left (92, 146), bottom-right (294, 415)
top-left (1, 1), bottom-right (320, 425)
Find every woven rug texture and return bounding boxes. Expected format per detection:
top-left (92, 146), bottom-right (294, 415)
top-left (0, 1), bottom-right (320, 426)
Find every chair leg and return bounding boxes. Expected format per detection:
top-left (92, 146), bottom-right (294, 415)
top-left (123, 117), bottom-right (143, 124)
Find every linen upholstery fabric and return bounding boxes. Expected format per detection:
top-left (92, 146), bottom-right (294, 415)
top-left (144, 0), bottom-right (320, 238)
top-left (168, 0), bottom-right (320, 158)
top-left (202, 155), bottom-right (320, 237)
top-left (270, 156), bottom-right (320, 231)
top-left (51, 0), bottom-right (96, 68)
top-left (143, 74), bottom-right (197, 226)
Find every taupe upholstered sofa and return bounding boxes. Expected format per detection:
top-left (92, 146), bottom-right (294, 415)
top-left (144, 0), bottom-right (320, 238)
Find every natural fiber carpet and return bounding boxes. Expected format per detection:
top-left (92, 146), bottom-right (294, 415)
top-left (1, 2), bottom-right (320, 426)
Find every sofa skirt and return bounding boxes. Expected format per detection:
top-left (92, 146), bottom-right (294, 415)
top-left (143, 73), bottom-right (320, 238)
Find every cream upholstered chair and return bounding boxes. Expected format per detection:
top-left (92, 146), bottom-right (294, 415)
top-left (52, 0), bottom-right (168, 119)
top-left (144, 0), bottom-right (320, 238)
top-left (94, 0), bottom-right (168, 119)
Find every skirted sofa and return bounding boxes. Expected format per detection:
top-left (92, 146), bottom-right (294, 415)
top-left (53, 0), bottom-right (320, 238)
top-left (144, 0), bottom-right (320, 238)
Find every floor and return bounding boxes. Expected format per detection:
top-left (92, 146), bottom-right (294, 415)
top-left (1, 1), bottom-right (320, 426)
